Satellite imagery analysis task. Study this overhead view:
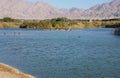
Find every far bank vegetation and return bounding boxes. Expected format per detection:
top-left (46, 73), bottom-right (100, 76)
top-left (0, 17), bottom-right (21, 28)
top-left (0, 17), bottom-right (120, 29)
top-left (20, 17), bottom-right (78, 29)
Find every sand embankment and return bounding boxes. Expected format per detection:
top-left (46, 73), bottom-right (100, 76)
top-left (0, 63), bottom-right (35, 78)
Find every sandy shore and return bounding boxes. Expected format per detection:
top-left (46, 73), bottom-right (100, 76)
top-left (0, 63), bottom-right (35, 78)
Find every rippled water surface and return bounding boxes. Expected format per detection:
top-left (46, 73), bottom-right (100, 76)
top-left (0, 28), bottom-right (120, 78)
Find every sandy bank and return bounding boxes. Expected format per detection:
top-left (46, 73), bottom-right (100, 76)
top-left (0, 63), bottom-right (35, 78)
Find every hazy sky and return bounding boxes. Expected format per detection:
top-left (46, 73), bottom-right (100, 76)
top-left (27, 0), bottom-right (112, 9)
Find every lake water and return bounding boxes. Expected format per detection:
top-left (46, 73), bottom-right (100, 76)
top-left (0, 28), bottom-right (120, 78)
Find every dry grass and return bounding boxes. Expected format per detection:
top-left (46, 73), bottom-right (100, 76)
top-left (73, 20), bottom-right (120, 28)
top-left (0, 22), bottom-right (21, 28)
top-left (0, 63), bottom-right (35, 78)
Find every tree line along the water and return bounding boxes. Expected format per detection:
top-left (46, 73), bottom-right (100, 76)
top-left (0, 17), bottom-right (20, 22)
top-left (0, 17), bottom-right (120, 29)
top-left (20, 17), bottom-right (77, 29)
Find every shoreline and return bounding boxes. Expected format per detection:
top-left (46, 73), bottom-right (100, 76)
top-left (0, 63), bottom-right (35, 78)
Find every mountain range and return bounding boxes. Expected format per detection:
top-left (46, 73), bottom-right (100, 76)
top-left (0, 0), bottom-right (120, 19)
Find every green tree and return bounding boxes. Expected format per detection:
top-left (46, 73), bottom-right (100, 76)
top-left (3, 17), bottom-right (14, 22)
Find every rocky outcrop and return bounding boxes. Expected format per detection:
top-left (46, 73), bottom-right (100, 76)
top-left (87, 0), bottom-right (120, 19)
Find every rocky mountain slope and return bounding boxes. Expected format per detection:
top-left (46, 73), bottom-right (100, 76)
top-left (0, 0), bottom-right (120, 19)
top-left (85, 0), bottom-right (120, 19)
